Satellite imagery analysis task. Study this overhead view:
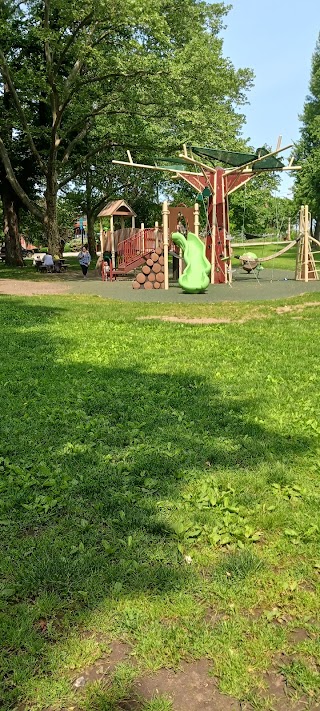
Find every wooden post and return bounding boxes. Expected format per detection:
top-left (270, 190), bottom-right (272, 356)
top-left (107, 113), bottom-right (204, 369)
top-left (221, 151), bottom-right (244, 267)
top-left (141, 222), bottom-right (145, 253)
top-left (131, 215), bottom-right (135, 229)
top-left (179, 247), bottom-right (183, 278)
top-left (154, 220), bottom-right (159, 248)
top-left (194, 202), bottom-right (200, 237)
top-left (211, 172), bottom-right (217, 284)
top-left (221, 176), bottom-right (228, 284)
top-left (162, 201), bottom-right (169, 290)
top-left (226, 235), bottom-right (232, 286)
top-left (110, 214), bottom-right (115, 268)
top-left (100, 218), bottom-right (103, 255)
top-left (304, 204), bottom-right (309, 282)
top-left (287, 217), bottom-right (291, 241)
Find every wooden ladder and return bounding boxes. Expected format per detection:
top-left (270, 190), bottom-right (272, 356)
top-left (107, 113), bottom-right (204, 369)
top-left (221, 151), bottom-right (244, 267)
top-left (295, 206), bottom-right (319, 281)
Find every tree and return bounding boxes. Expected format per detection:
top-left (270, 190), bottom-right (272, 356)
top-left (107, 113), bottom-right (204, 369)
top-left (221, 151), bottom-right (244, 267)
top-left (294, 33), bottom-right (320, 238)
top-left (0, 1), bottom-right (253, 258)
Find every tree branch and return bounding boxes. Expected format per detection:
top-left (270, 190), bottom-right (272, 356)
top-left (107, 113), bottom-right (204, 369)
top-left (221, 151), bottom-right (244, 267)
top-left (61, 125), bottom-right (88, 163)
top-left (76, 68), bottom-right (166, 90)
top-left (44, 0), bottom-right (60, 124)
top-left (0, 50), bottom-right (47, 175)
top-left (58, 138), bottom-right (112, 188)
top-left (56, 12), bottom-right (94, 72)
top-left (0, 136), bottom-right (44, 221)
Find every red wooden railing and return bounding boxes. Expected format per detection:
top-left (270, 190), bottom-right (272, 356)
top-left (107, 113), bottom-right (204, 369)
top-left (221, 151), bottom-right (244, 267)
top-left (117, 227), bottom-right (163, 270)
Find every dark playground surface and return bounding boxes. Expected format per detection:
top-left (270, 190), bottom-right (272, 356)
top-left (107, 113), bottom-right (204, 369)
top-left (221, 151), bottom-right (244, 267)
top-left (69, 269), bottom-right (320, 303)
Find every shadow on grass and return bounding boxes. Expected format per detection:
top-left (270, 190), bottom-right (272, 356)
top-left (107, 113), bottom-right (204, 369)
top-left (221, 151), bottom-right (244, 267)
top-left (0, 299), bottom-right (311, 708)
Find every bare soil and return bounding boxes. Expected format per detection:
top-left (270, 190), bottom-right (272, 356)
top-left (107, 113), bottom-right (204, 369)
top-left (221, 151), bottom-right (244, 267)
top-left (0, 279), bottom-right (70, 296)
top-left (276, 301), bottom-right (320, 314)
top-left (134, 659), bottom-right (239, 710)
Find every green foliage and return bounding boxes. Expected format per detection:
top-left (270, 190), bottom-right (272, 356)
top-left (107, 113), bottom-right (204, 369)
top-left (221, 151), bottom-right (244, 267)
top-left (294, 33), bottom-right (320, 230)
top-left (228, 176), bottom-right (296, 236)
top-left (0, 0), bottom-right (254, 253)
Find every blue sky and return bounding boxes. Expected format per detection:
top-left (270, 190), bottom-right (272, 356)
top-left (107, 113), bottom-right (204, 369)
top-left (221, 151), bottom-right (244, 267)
top-left (220, 0), bottom-right (319, 195)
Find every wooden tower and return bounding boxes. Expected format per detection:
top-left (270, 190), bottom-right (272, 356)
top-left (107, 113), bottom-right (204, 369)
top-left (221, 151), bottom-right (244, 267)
top-left (295, 205), bottom-right (319, 282)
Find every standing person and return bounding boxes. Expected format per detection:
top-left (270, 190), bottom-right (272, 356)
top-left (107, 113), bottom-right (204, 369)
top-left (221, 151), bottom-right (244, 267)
top-left (77, 245), bottom-right (91, 278)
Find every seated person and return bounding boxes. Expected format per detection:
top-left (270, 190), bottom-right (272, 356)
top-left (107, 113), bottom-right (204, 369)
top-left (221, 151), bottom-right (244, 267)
top-left (42, 253), bottom-right (54, 269)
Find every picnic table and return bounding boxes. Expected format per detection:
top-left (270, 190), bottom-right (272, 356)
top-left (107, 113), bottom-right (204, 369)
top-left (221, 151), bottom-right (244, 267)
top-left (35, 258), bottom-right (69, 273)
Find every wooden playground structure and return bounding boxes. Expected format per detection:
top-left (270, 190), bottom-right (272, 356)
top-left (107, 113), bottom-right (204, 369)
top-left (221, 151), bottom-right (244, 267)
top-left (99, 197), bottom-right (319, 290)
top-left (112, 139), bottom-right (302, 287)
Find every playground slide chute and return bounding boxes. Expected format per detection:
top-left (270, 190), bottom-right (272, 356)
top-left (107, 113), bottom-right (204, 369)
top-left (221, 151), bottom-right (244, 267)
top-left (171, 231), bottom-right (211, 293)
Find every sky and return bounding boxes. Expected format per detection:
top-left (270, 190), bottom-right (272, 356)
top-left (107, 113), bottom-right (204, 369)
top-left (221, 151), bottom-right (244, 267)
top-left (220, 0), bottom-right (319, 196)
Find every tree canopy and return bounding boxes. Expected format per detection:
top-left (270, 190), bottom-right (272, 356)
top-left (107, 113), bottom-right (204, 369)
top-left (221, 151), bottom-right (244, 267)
top-left (293, 32), bottom-right (320, 237)
top-left (0, 0), bottom-right (254, 258)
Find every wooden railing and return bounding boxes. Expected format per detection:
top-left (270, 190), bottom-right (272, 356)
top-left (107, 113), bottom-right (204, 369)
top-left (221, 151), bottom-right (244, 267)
top-left (117, 228), bottom-right (163, 269)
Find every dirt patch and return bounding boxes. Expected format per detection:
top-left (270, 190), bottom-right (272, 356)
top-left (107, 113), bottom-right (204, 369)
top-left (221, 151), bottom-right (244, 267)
top-left (134, 659), bottom-right (239, 710)
top-left (276, 301), bottom-right (320, 314)
top-left (245, 606), bottom-right (264, 620)
top-left (136, 300), bottom-right (320, 325)
top-left (136, 314), bottom-right (267, 325)
top-left (0, 279), bottom-right (70, 296)
top-left (137, 315), bottom-right (233, 324)
top-left (204, 607), bottom-right (228, 625)
top-left (72, 640), bottom-right (132, 690)
top-left (259, 669), bottom-right (308, 710)
top-left (288, 628), bottom-right (311, 644)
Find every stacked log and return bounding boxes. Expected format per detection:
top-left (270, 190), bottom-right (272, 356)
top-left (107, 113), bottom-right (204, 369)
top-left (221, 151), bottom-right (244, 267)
top-left (132, 248), bottom-right (165, 289)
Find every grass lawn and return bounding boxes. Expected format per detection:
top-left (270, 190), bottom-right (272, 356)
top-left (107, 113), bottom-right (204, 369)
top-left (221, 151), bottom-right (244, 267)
top-left (1, 294), bottom-right (320, 710)
top-left (0, 256), bottom-right (93, 280)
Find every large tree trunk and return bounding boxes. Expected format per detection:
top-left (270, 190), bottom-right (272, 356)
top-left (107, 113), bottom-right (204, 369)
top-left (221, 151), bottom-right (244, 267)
top-left (2, 179), bottom-right (24, 266)
top-left (315, 218), bottom-right (320, 241)
top-left (86, 211), bottom-right (97, 258)
top-left (85, 168), bottom-right (96, 258)
top-left (44, 167), bottom-right (60, 255)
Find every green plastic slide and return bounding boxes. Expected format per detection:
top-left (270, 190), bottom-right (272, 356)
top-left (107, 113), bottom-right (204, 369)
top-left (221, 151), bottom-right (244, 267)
top-left (171, 231), bottom-right (211, 293)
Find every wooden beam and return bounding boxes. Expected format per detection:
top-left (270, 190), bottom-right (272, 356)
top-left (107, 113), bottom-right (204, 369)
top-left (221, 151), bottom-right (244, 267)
top-left (225, 165), bottom-right (301, 177)
top-left (126, 150), bottom-right (133, 164)
top-left (178, 152), bottom-right (214, 173)
top-left (276, 135), bottom-right (282, 151)
top-left (112, 158), bottom-right (196, 176)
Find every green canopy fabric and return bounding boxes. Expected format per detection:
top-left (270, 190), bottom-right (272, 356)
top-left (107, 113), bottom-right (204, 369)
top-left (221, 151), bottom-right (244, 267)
top-left (191, 146), bottom-right (284, 171)
top-left (154, 157), bottom-right (194, 172)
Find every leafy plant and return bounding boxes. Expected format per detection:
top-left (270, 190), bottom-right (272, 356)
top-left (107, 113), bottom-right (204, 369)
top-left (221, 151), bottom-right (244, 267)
top-left (271, 482), bottom-right (304, 502)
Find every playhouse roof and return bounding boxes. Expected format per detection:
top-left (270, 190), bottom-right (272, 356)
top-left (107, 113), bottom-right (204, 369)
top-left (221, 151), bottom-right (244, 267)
top-left (98, 199), bottom-right (136, 218)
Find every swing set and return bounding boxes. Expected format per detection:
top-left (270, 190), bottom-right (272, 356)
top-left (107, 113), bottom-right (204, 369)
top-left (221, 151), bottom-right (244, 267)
top-left (113, 138), bottom-right (301, 286)
top-left (233, 204), bottom-right (319, 284)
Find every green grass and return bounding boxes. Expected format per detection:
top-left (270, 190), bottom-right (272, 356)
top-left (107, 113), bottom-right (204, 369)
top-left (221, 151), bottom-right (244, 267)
top-left (0, 255), bottom-right (95, 280)
top-left (1, 294), bottom-right (320, 709)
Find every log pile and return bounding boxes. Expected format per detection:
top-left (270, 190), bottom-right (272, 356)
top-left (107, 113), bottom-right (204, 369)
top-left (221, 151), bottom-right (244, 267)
top-left (132, 248), bottom-right (165, 289)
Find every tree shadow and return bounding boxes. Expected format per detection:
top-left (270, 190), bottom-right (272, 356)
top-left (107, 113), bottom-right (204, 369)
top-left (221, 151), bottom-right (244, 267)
top-left (0, 298), bottom-right (311, 708)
